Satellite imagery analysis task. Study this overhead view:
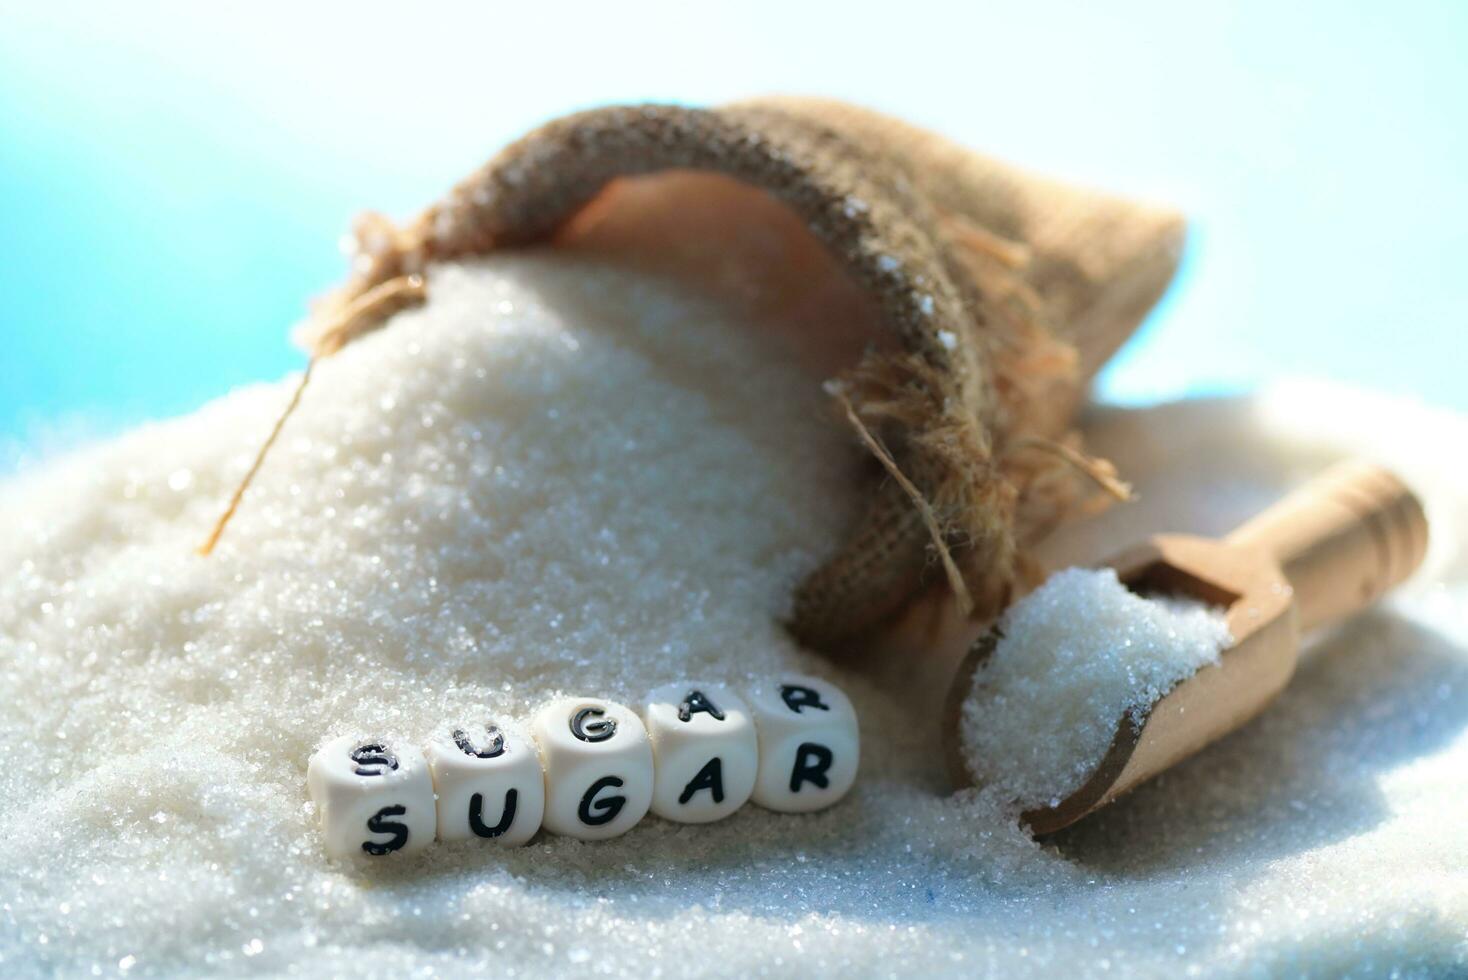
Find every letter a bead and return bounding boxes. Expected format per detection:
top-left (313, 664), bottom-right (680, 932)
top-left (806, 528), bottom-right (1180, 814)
top-left (531, 698), bottom-right (654, 840)
top-left (746, 675), bottom-right (859, 813)
top-left (643, 681), bottom-right (758, 823)
top-left (306, 734), bottom-right (436, 859)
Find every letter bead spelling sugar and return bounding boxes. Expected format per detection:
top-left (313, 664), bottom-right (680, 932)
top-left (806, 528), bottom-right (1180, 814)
top-left (306, 734), bottom-right (437, 859)
top-left (642, 682), bottom-right (758, 824)
top-left (424, 722), bottom-right (546, 846)
top-left (746, 675), bottom-right (860, 813)
top-left (531, 698), bottom-right (654, 840)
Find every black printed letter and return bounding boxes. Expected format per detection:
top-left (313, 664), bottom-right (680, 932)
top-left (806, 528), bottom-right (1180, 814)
top-left (570, 706), bottom-right (617, 742)
top-left (677, 689), bottom-right (726, 723)
top-left (468, 789), bottom-right (518, 838)
top-left (578, 776), bottom-right (627, 826)
top-left (349, 742), bottom-right (399, 777)
top-left (362, 804), bottom-right (410, 855)
top-left (789, 743), bottom-right (833, 793)
top-left (678, 757), bottom-right (726, 805)
top-left (779, 685), bottom-right (829, 714)
top-left (453, 725), bottom-right (506, 759)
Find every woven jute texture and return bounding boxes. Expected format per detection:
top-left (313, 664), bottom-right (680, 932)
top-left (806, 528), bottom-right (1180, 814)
top-left (271, 97), bottom-right (1184, 653)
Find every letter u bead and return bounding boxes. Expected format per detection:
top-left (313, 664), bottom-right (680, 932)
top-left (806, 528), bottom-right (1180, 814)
top-left (745, 675), bottom-right (860, 813)
top-left (425, 722), bottom-right (545, 846)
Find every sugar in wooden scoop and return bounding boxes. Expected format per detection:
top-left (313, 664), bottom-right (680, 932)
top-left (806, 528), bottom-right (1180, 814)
top-left (959, 567), bottom-right (1232, 810)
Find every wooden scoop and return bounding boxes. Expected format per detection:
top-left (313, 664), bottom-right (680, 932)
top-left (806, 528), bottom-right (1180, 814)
top-left (942, 459), bottom-right (1429, 835)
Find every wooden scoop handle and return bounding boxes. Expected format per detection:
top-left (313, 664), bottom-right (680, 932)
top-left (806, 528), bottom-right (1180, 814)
top-left (1225, 460), bottom-right (1427, 633)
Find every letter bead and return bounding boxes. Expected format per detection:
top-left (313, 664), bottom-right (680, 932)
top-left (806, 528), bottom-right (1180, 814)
top-left (531, 698), bottom-right (654, 840)
top-left (747, 675), bottom-right (860, 813)
top-left (425, 722), bottom-right (545, 846)
top-left (643, 682), bottom-right (758, 824)
top-left (306, 734), bottom-right (436, 859)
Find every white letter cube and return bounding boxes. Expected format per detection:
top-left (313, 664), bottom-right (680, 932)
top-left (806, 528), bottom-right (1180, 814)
top-left (531, 698), bottom-right (653, 840)
top-left (747, 675), bottom-right (859, 813)
top-left (306, 734), bottom-right (436, 859)
top-left (643, 682), bottom-right (757, 823)
top-left (425, 722), bottom-right (545, 846)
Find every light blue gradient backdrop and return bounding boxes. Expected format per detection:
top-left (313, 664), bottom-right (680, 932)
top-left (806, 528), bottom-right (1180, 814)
top-left (2, 2), bottom-right (1464, 455)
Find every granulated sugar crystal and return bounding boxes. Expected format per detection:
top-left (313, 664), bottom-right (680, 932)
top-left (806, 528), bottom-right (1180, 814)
top-left (0, 252), bottom-right (1464, 977)
top-left (959, 567), bottom-right (1232, 809)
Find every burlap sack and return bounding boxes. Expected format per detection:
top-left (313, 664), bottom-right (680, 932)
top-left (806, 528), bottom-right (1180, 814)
top-left (205, 97), bottom-right (1184, 654)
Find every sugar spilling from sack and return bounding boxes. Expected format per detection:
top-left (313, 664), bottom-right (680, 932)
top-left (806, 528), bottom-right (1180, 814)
top-left (960, 567), bottom-right (1232, 810)
top-left (1, 251), bottom-right (1464, 977)
top-left (4, 252), bottom-right (1035, 974)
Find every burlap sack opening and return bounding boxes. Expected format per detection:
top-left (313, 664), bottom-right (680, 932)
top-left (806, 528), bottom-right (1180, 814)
top-left (206, 97), bottom-right (1184, 654)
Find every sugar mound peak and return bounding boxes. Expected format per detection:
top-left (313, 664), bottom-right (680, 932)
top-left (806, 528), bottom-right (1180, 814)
top-left (1, 252), bottom-right (1464, 976)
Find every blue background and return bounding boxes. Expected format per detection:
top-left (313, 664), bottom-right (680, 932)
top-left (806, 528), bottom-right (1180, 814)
top-left (2, 2), bottom-right (1464, 465)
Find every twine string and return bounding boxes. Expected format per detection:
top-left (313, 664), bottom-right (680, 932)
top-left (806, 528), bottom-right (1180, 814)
top-left (196, 274), bottom-right (427, 556)
top-left (831, 385), bottom-right (975, 617)
top-left (197, 357), bottom-right (317, 556)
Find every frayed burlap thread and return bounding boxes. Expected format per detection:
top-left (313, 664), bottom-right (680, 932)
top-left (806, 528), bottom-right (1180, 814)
top-left (203, 98), bottom-right (1182, 654)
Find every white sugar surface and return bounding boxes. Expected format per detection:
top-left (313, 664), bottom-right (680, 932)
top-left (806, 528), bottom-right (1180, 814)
top-left (1, 253), bottom-right (1465, 977)
top-left (961, 568), bottom-right (1231, 810)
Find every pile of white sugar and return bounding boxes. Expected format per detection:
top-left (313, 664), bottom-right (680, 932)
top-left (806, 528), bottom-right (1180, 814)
top-left (1, 250), bottom-right (1465, 977)
top-left (960, 567), bottom-right (1232, 810)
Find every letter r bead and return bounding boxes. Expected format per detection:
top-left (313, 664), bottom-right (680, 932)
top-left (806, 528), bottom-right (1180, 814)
top-left (746, 675), bottom-right (859, 813)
